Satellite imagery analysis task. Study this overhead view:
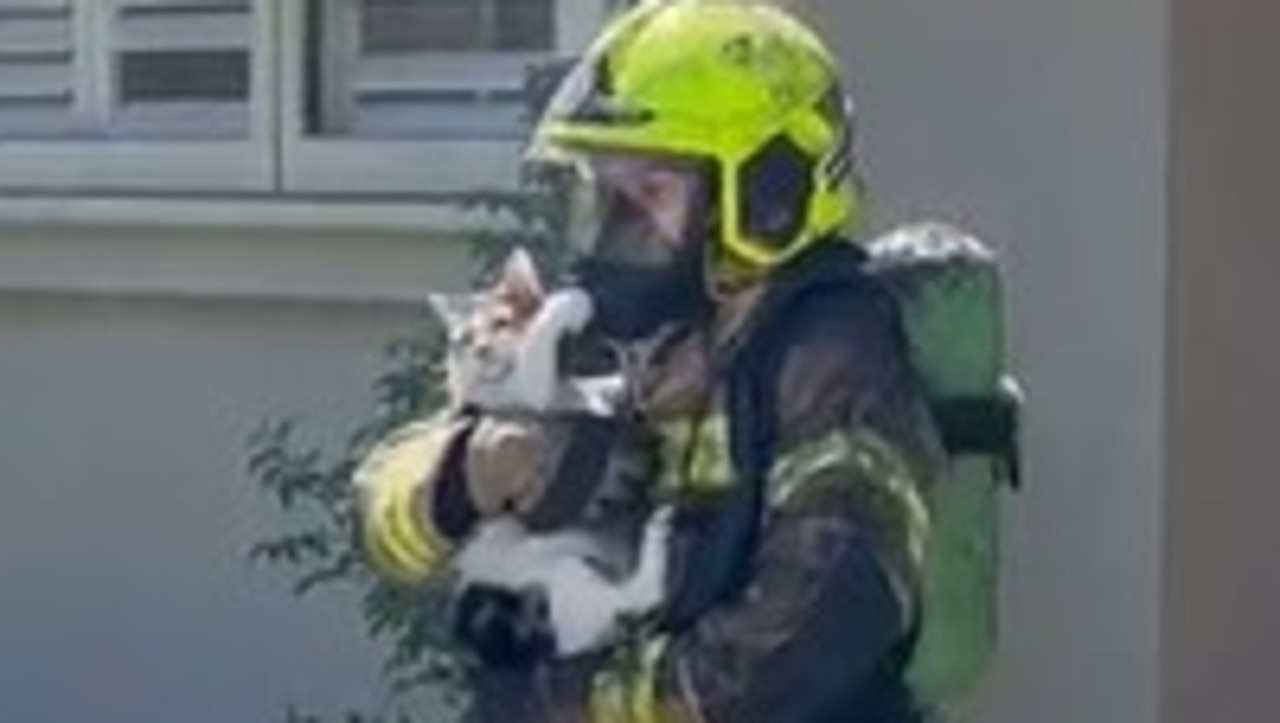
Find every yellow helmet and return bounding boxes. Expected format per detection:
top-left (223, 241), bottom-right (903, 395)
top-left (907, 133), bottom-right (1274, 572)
top-left (530, 0), bottom-right (865, 281)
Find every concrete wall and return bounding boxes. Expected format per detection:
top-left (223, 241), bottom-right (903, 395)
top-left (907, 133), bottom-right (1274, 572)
top-left (1164, 0), bottom-right (1280, 721)
top-left (0, 293), bottom-right (442, 721)
top-left (0, 293), bottom-right (434, 722)
top-left (795, 1), bottom-right (1168, 722)
top-left (0, 207), bottom-right (477, 722)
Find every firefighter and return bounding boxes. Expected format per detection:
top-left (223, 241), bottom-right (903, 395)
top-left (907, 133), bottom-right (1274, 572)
top-left (359, 2), bottom-right (947, 720)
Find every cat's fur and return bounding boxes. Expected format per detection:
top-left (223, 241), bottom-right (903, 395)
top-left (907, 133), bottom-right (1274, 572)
top-left (429, 248), bottom-right (669, 667)
top-left (451, 505), bottom-right (672, 666)
top-left (428, 249), bottom-right (620, 416)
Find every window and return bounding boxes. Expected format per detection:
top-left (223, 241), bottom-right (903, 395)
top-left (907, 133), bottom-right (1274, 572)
top-left (359, 0), bottom-right (553, 54)
top-left (0, 0), bottom-right (259, 140)
top-left (0, 0), bottom-right (273, 192)
top-left (312, 0), bottom-right (554, 139)
top-left (110, 0), bottom-right (256, 139)
top-left (281, 0), bottom-right (607, 195)
top-left (0, 0), bottom-right (76, 138)
top-left (0, 0), bottom-right (612, 195)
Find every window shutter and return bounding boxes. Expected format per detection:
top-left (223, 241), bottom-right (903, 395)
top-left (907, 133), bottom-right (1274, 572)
top-left (327, 0), bottom-right (554, 139)
top-left (108, 0), bottom-right (253, 137)
top-left (0, 0), bottom-right (76, 137)
top-left (347, 52), bottom-right (530, 138)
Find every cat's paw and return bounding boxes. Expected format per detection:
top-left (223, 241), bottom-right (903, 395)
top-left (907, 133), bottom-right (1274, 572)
top-left (648, 504), bottom-right (676, 534)
top-left (637, 505), bottom-right (676, 575)
top-left (627, 507), bottom-right (676, 612)
top-left (540, 288), bottom-right (595, 335)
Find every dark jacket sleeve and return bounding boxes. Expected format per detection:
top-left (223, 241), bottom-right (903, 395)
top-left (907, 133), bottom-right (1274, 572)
top-left (657, 464), bottom-right (927, 723)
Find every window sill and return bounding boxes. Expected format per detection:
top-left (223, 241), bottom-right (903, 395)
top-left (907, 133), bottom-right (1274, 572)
top-left (0, 193), bottom-right (512, 234)
top-left (0, 194), bottom-right (514, 304)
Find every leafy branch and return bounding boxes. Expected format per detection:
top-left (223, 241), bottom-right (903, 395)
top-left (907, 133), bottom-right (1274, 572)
top-left (246, 57), bottom-right (578, 723)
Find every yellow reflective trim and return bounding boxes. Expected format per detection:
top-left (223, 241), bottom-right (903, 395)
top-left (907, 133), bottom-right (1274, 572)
top-left (771, 426), bottom-right (931, 569)
top-left (629, 637), bottom-right (670, 723)
top-left (362, 522), bottom-right (419, 585)
top-left (853, 430), bottom-right (931, 569)
top-left (381, 479), bottom-right (440, 578)
top-left (686, 413), bottom-right (733, 493)
top-left (589, 662), bottom-right (628, 722)
top-left (589, 636), bottom-right (672, 723)
top-left (655, 418), bottom-right (693, 496)
top-left (360, 524), bottom-right (395, 575)
top-left (656, 412), bottom-right (735, 497)
top-left (353, 416), bottom-right (467, 584)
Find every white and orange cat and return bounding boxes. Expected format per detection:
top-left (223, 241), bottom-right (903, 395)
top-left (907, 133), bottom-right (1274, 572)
top-left (429, 248), bottom-right (671, 667)
top-left (428, 248), bottom-right (621, 416)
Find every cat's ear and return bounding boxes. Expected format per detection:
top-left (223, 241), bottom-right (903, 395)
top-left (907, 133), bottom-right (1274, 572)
top-left (496, 247), bottom-right (544, 313)
top-left (428, 292), bottom-right (476, 337)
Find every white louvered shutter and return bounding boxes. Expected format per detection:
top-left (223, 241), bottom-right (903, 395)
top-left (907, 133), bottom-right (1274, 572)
top-left (108, 0), bottom-right (253, 138)
top-left (0, 0), bottom-right (77, 137)
top-left (324, 0), bottom-right (554, 139)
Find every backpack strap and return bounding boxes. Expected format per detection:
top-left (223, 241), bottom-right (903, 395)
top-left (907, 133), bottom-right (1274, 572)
top-left (663, 240), bottom-right (878, 630)
top-left (930, 377), bottom-right (1023, 489)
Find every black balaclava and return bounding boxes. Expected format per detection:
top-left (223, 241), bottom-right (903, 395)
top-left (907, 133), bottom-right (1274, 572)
top-left (569, 163), bottom-right (714, 341)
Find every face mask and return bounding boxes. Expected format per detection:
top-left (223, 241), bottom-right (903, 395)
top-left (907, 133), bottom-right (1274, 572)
top-left (573, 250), bottom-right (707, 341)
top-left (560, 154), bottom-right (713, 340)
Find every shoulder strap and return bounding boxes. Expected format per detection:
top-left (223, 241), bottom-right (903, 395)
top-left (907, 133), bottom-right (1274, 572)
top-left (664, 240), bottom-right (876, 630)
top-left (930, 378), bottom-right (1023, 489)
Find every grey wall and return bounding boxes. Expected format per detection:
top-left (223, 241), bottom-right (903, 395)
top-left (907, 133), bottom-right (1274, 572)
top-left (1165, 0), bottom-right (1280, 720)
top-left (0, 295), bottom-right (427, 722)
top-left (796, 1), bottom-right (1168, 722)
top-left (14, 1), bottom-right (1275, 721)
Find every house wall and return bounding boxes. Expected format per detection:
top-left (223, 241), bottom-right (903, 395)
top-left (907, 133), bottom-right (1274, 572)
top-left (12, 0), bottom-right (1274, 721)
top-left (1164, 0), bottom-right (1280, 721)
top-left (0, 223), bottom-right (469, 722)
top-left (796, 1), bottom-right (1168, 721)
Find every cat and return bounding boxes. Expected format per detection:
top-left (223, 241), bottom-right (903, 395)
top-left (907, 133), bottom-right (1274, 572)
top-left (428, 248), bottom-right (621, 416)
top-left (450, 504), bottom-right (673, 667)
top-left (428, 248), bottom-right (671, 668)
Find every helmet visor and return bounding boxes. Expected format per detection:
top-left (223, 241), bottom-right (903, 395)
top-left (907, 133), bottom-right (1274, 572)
top-left (554, 150), bottom-right (714, 269)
